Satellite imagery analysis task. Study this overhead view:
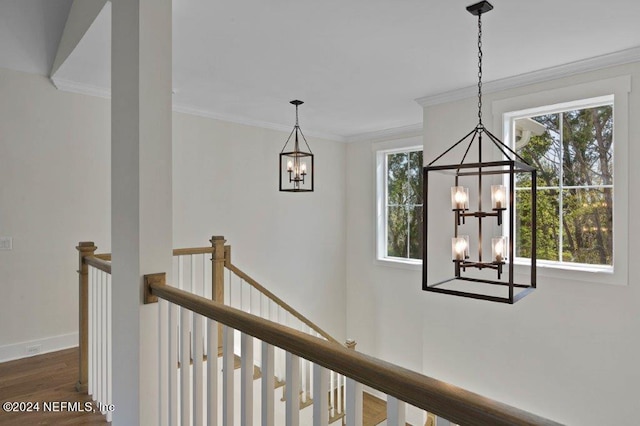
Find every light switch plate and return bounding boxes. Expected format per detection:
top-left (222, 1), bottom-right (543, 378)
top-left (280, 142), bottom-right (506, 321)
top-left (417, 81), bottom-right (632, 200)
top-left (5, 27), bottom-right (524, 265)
top-left (0, 237), bottom-right (13, 250)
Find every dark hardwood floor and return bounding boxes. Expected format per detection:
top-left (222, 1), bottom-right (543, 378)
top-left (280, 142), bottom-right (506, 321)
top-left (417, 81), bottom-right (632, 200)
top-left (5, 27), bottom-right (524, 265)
top-left (0, 348), bottom-right (107, 425)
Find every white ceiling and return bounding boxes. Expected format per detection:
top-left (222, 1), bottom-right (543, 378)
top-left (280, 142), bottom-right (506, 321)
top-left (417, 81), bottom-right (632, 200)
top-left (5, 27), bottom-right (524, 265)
top-left (4, 0), bottom-right (640, 139)
top-left (0, 0), bottom-right (72, 76)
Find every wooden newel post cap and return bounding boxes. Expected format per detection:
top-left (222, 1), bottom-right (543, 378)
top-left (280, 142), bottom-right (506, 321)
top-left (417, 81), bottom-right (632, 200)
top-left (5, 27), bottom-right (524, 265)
top-left (77, 242), bottom-right (97, 251)
top-left (210, 236), bottom-right (226, 243)
top-left (345, 339), bottom-right (357, 350)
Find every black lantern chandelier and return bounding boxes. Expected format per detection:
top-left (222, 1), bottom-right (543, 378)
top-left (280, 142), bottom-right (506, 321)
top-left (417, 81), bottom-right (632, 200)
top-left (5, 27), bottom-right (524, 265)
top-left (422, 1), bottom-right (537, 304)
top-left (279, 100), bottom-right (314, 192)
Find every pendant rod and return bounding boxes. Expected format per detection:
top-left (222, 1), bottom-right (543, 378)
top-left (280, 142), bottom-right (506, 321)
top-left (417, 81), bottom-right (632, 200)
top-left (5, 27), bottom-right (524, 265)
top-left (477, 12), bottom-right (483, 126)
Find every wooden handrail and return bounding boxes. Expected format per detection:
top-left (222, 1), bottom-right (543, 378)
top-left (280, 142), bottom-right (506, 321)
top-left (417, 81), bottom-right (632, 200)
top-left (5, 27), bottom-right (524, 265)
top-left (84, 256), bottom-right (112, 274)
top-left (92, 246), bottom-right (217, 261)
top-left (227, 263), bottom-right (339, 345)
top-left (173, 246), bottom-right (214, 256)
top-left (147, 281), bottom-right (561, 426)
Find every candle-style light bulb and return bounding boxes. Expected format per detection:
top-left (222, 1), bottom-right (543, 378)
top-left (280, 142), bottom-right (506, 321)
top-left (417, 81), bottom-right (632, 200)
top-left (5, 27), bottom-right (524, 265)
top-left (491, 185), bottom-right (507, 210)
top-left (452, 236), bottom-right (469, 261)
top-left (300, 163), bottom-right (307, 175)
top-left (492, 236), bottom-right (507, 263)
top-left (451, 186), bottom-right (469, 210)
top-left (287, 160), bottom-right (293, 172)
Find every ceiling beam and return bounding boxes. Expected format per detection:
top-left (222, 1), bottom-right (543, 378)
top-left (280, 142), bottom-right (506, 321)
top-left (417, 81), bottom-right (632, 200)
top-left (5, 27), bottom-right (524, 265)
top-left (50, 0), bottom-right (107, 78)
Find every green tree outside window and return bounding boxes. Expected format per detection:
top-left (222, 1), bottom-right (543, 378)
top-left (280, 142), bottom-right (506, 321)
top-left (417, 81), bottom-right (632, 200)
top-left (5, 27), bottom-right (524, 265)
top-left (515, 104), bottom-right (613, 266)
top-left (386, 150), bottom-right (423, 260)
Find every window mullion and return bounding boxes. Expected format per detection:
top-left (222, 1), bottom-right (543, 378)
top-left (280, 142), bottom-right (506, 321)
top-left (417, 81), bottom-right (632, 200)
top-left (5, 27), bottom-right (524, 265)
top-left (559, 113), bottom-right (564, 263)
top-left (406, 153), bottom-right (411, 258)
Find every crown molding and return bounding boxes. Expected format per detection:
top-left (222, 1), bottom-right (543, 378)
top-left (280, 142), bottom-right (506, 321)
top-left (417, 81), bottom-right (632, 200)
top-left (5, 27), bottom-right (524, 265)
top-left (345, 123), bottom-right (423, 143)
top-left (50, 76), bottom-right (111, 99)
top-left (172, 104), bottom-right (345, 142)
top-left (416, 46), bottom-right (640, 108)
top-left (50, 77), bottom-right (346, 142)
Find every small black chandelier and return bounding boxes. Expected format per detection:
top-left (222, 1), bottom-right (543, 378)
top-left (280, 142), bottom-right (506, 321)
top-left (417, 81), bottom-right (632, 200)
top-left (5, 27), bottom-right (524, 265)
top-left (279, 100), bottom-right (314, 192)
top-left (422, 1), bottom-right (537, 303)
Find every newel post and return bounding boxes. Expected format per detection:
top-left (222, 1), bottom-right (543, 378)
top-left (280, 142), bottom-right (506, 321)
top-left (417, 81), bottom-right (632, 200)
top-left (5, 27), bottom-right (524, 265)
top-left (76, 241), bottom-right (97, 393)
top-left (211, 235), bottom-right (226, 353)
top-left (211, 236), bottom-right (226, 302)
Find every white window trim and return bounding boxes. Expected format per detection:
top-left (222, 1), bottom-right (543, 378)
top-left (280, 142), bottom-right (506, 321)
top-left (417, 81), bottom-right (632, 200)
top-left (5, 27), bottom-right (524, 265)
top-left (492, 75), bottom-right (631, 286)
top-left (373, 137), bottom-right (423, 270)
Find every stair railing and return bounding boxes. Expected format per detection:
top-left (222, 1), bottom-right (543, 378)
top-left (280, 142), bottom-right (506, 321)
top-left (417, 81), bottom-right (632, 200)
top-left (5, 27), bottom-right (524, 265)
top-left (173, 236), bottom-right (349, 421)
top-left (146, 273), bottom-right (562, 426)
top-left (77, 237), bottom-right (562, 425)
top-left (77, 236), bottom-right (351, 423)
top-left (76, 242), bottom-right (113, 422)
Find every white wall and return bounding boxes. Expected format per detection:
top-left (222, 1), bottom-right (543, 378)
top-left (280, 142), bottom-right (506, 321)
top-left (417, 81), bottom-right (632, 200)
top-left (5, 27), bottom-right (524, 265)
top-left (345, 138), bottom-right (424, 373)
top-left (345, 62), bottom-right (640, 425)
top-left (0, 68), bottom-right (111, 360)
top-left (0, 66), bottom-right (347, 360)
top-left (172, 112), bottom-right (347, 340)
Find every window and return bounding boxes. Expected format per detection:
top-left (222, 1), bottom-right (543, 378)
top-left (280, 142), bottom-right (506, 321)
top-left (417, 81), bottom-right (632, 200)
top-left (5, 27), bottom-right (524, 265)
top-left (492, 75), bottom-right (631, 285)
top-left (512, 98), bottom-right (613, 270)
top-left (376, 146), bottom-right (423, 264)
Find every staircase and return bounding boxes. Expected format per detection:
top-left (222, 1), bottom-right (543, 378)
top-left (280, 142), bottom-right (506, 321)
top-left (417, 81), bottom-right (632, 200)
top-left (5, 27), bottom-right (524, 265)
top-left (76, 236), bottom-right (562, 426)
top-left (185, 236), bottom-right (352, 424)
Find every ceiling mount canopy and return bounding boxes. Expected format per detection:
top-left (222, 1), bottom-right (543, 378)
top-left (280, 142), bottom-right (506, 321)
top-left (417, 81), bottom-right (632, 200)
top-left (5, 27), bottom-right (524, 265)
top-left (422, 1), bottom-right (538, 304)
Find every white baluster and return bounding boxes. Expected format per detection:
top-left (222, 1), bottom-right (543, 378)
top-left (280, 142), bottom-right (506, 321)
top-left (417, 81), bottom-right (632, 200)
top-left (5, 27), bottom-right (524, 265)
top-left (312, 364), bottom-right (329, 426)
top-left (178, 255), bottom-right (184, 290)
top-left (228, 273), bottom-right (234, 308)
top-left (93, 268), bottom-right (98, 403)
top-left (159, 298), bottom-right (169, 426)
top-left (253, 287), bottom-right (258, 316)
top-left (202, 254), bottom-right (208, 357)
top-left (285, 352), bottom-right (300, 426)
top-left (190, 254), bottom-right (196, 294)
top-left (241, 333), bottom-right (254, 425)
top-left (206, 318), bottom-right (218, 426)
top-left (193, 312), bottom-right (204, 425)
top-left (222, 326), bottom-right (234, 426)
top-left (169, 302), bottom-right (178, 426)
top-left (180, 307), bottom-right (191, 425)
top-left (106, 274), bottom-right (112, 422)
top-left (224, 271), bottom-right (233, 306)
top-left (202, 254), bottom-right (209, 298)
top-left (261, 294), bottom-right (268, 319)
top-left (304, 328), bottom-right (311, 401)
top-left (386, 397), bottom-right (405, 426)
top-left (308, 358), bottom-right (313, 403)
top-left (345, 377), bottom-right (362, 426)
top-left (102, 271), bottom-right (107, 412)
top-left (97, 270), bottom-right (102, 408)
top-left (329, 371), bottom-right (335, 417)
top-left (88, 267), bottom-right (93, 397)
top-left (301, 357), bottom-right (307, 403)
top-left (94, 268), bottom-right (99, 404)
top-left (261, 342), bottom-right (275, 426)
top-left (274, 307), bottom-right (283, 381)
top-left (343, 374), bottom-right (347, 416)
top-left (336, 373), bottom-right (342, 415)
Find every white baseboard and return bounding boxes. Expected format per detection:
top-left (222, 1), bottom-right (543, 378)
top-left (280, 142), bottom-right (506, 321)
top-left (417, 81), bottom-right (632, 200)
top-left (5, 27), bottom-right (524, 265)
top-left (0, 332), bottom-right (78, 363)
